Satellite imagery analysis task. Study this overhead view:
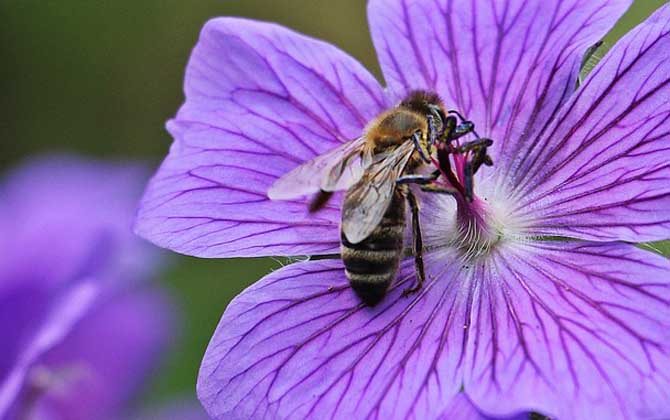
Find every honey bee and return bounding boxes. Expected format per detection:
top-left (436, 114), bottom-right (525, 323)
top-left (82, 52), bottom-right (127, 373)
top-left (269, 91), bottom-right (480, 305)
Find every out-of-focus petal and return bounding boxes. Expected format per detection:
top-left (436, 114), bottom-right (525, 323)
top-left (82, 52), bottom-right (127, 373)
top-left (438, 393), bottom-right (526, 420)
top-left (135, 18), bottom-right (387, 258)
top-left (32, 287), bottom-right (173, 420)
top-left (507, 5), bottom-right (670, 242)
top-left (464, 242), bottom-right (670, 419)
top-left (0, 156), bottom-right (170, 419)
top-left (368, 0), bottom-right (631, 168)
top-left (0, 279), bottom-right (100, 418)
top-left (198, 255), bottom-right (472, 420)
top-left (0, 155), bottom-right (158, 293)
top-left (0, 284), bottom-right (53, 386)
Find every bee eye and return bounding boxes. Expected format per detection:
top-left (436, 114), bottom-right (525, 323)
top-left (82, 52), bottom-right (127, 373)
top-left (427, 104), bottom-right (446, 127)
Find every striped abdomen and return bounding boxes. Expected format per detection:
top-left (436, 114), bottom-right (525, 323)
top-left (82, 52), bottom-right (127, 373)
top-left (341, 192), bottom-right (406, 306)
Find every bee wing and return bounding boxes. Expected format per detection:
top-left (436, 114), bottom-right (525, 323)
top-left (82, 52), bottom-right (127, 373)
top-left (341, 140), bottom-right (415, 244)
top-left (268, 137), bottom-right (370, 200)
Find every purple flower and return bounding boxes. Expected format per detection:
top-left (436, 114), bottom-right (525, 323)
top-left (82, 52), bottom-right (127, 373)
top-left (0, 156), bottom-right (200, 420)
top-left (136, 1), bottom-right (670, 419)
top-left (439, 394), bottom-right (525, 420)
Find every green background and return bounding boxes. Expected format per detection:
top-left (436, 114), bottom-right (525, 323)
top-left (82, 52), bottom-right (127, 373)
top-left (2, 0), bottom-right (668, 412)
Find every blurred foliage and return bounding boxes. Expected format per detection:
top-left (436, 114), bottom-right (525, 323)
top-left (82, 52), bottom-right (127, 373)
top-left (1, 0), bottom-right (668, 410)
top-left (639, 241), bottom-right (670, 258)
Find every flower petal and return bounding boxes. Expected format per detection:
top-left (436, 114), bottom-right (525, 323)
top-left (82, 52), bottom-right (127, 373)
top-left (510, 4), bottom-right (670, 242)
top-left (464, 242), bottom-right (670, 419)
top-left (0, 279), bottom-right (100, 417)
top-left (439, 393), bottom-right (526, 420)
top-left (368, 0), bottom-right (631, 167)
top-left (135, 18), bottom-right (387, 258)
top-left (36, 287), bottom-right (173, 420)
top-left (0, 156), bottom-right (170, 418)
top-left (0, 284), bottom-right (172, 420)
top-left (0, 155), bottom-right (157, 293)
top-left (198, 255), bottom-right (472, 420)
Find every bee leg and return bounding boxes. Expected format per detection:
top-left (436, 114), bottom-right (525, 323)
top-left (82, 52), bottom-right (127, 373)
top-left (308, 190), bottom-right (334, 212)
top-left (411, 131), bottom-right (432, 163)
top-left (402, 190), bottom-right (425, 297)
top-left (396, 170), bottom-right (440, 185)
top-left (420, 183), bottom-right (459, 195)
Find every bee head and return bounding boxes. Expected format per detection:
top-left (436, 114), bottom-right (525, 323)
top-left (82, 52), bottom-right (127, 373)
top-left (427, 104), bottom-right (447, 145)
top-left (400, 90), bottom-right (449, 162)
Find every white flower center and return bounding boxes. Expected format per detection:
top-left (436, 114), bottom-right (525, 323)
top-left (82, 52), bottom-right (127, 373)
top-left (422, 174), bottom-right (529, 260)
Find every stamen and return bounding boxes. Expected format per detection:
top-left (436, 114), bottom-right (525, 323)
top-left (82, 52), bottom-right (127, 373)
top-left (463, 161), bottom-right (474, 202)
top-left (452, 138), bottom-right (493, 154)
top-left (433, 135), bottom-right (493, 203)
top-left (434, 146), bottom-right (464, 196)
top-left (430, 111), bottom-right (500, 256)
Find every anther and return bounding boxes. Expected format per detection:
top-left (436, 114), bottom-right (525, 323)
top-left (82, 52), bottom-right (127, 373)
top-left (431, 111), bottom-right (493, 203)
top-left (452, 138), bottom-right (493, 154)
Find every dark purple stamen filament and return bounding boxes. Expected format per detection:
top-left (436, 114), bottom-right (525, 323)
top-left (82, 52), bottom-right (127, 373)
top-left (432, 134), bottom-right (493, 202)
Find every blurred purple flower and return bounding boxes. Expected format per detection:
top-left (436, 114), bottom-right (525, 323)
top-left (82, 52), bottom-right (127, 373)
top-left (0, 156), bottom-right (205, 420)
top-left (135, 1), bottom-right (670, 419)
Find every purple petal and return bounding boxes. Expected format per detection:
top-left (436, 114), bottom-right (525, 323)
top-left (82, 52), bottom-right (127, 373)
top-left (439, 393), bottom-right (526, 420)
top-left (464, 242), bottom-right (670, 419)
top-left (0, 155), bottom-right (158, 293)
top-left (198, 241), bottom-right (670, 419)
top-left (0, 279), bottom-right (100, 417)
top-left (136, 18), bottom-right (387, 258)
top-left (0, 285), bottom-right (171, 420)
top-left (35, 287), bottom-right (173, 420)
top-left (0, 283), bottom-right (54, 387)
top-left (0, 156), bottom-right (170, 418)
top-left (368, 0), bottom-right (631, 168)
top-left (0, 155), bottom-right (157, 394)
top-left (198, 256), bottom-right (472, 420)
top-left (508, 5), bottom-right (670, 242)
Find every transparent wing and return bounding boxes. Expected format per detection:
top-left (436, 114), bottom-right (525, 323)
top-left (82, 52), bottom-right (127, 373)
top-left (268, 137), bottom-right (369, 200)
top-left (341, 140), bottom-right (415, 244)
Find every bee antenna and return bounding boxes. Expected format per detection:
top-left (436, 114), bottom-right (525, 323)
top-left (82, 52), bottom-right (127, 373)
top-left (448, 109), bottom-right (482, 139)
top-left (447, 109), bottom-right (467, 122)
